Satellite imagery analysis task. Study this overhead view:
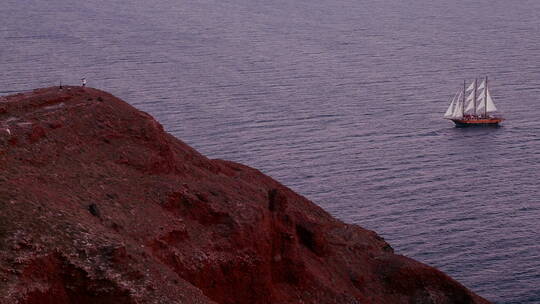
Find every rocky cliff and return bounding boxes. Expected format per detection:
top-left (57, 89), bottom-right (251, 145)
top-left (0, 87), bottom-right (490, 304)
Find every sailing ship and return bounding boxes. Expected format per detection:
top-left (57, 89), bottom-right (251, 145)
top-left (444, 76), bottom-right (504, 127)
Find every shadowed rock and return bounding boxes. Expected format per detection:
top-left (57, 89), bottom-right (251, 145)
top-left (0, 87), bottom-right (491, 304)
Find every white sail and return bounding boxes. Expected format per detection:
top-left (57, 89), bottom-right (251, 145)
top-left (464, 90), bottom-right (476, 114)
top-left (476, 86), bottom-right (485, 108)
top-left (466, 90), bottom-right (475, 102)
top-left (477, 80), bottom-right (485, 90)
top-left (466, 81), bottom-right (475, 91)
top-left (476, 92), bottom-right (484, 103)
top-left (451, 91), bottom-right (464, 118)
top-left (476, 88), bottom-right (497, 114)
top-left (476, 99), bottom-right (485, 113)
top-left (444, 97), bottom-right (455, 118)
top-left (464, 100), bottom-right (475, 113)
top-left (486, 88), bottom-right (497, 112)
top-left (444, 91), bottom-right (459, 118)
top-left (476, 84), bottom-right (486, 113)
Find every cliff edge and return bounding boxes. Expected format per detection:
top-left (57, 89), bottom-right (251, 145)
top-left (0, 87), bottom-right (490, 304)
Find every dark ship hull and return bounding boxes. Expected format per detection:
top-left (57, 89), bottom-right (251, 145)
top-left (451, 117), bottom-right (504, 127)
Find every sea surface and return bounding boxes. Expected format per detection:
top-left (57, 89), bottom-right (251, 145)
top-left (1, 0), bottom-right (539, 302)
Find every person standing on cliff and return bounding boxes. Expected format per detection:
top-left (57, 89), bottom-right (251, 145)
top-left (81, 77), bottom-right (87, 87)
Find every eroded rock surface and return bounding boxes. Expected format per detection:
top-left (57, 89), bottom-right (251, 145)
top-left (0, 87), bottom-right (490, 304)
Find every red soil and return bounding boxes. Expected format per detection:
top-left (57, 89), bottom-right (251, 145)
top-left (0, 87), bottom-right (491, 304)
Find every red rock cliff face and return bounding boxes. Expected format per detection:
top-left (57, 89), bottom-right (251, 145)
top-left (0, 87), bottom-right (490, 304)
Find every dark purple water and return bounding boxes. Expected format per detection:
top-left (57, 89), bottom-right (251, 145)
top-left (2, 0), bottom-right (540, 302)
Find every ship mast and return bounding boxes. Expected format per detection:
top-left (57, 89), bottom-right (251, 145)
top-left (462, 80), bottom-right (466, 118)
top-left (473, 78), bottom-right (477, 117)
top-left (484, 76), bottom-right (488, 118)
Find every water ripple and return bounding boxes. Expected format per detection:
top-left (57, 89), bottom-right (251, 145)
top-left (2, 0), bottom-right (540, 302)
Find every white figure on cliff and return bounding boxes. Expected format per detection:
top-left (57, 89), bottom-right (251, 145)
top-left (81, 77), bottom-right (87, 87)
